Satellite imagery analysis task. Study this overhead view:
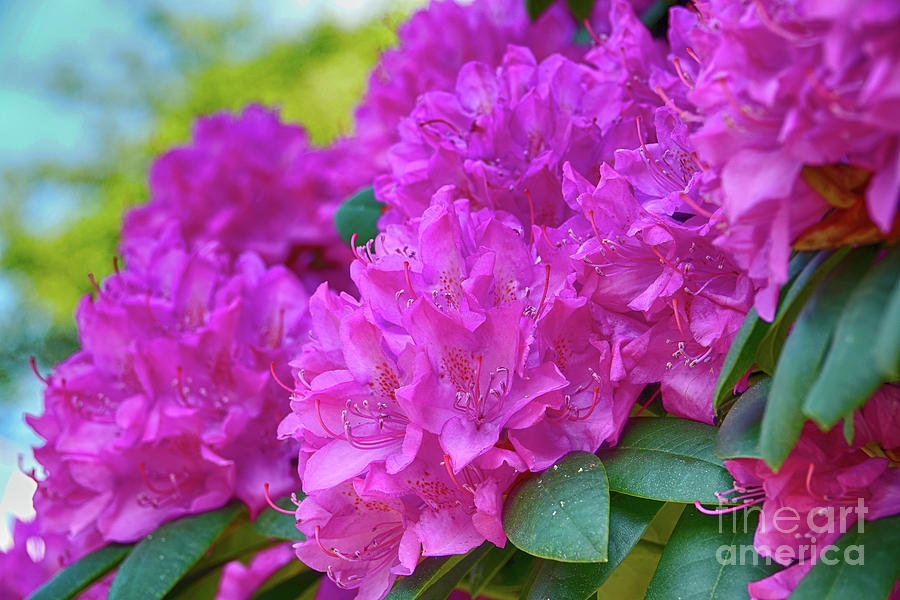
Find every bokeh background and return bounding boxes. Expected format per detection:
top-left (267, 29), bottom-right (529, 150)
top-left (0, 0), bottom-right (425, 548)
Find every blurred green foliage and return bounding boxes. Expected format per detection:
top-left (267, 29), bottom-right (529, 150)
top-left (0, 5), bottom-right (403, 404)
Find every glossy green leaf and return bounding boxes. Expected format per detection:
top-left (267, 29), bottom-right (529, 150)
top-left (334, 186), bottom-right (383, 245)
top-left (874, 276), bottom-right (900, 381)
top-left (645, 507), bottom-right (781, 599)
top-left (521, 494), bottom-right (662, 600)
top-left (503, 451), bottom-right (610, 563)
top-left (762, 248), bottom-right (876, 469)
top-left (108, 503), bottom-right (241, 600)
top-left (384, 544), bottom-right (491, 600)
top-left (713, 252), bottom-right (816, 411)
top-left (254, 495), bottom-right (305, 541)
top-left (756, 249), bottom-right (848, 374)
top-left (247, 559), bottom-right (310, 600)
top-left (713, 308), bottom-right (766, 412)
top-left (250, 568), bottom-right (320, 600)
top-left (805, 247), bottom-right (900, 428)
top-left (790, 514), bottom-right (900, 599)
top-left (596, 418), bottom-right (733, 504)
top-left (461, 545), bottom-right (517, 597)
top-left (716, 378), bottom-right (770, 460)
top-left (28, 543), bottom-right (132, 600)
top-left (478, 551), bottom-right (535, 600)
top-left (163, 564), bottom-right (224, 600)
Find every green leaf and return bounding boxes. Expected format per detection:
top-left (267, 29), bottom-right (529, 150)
top-left (713, 308), bottom-right (765, 412)
top-left (566, 0), bottom-right (594, 20)
top-left (163, 564), bottom-right (224, 600)
top-left (254, 495), bottom-right (305, 541)
top-left (461, 545), bottom-right (517, 597)
top-left (108, 503), bottom-right (242, 600)
top-left (761, 248), bottom-right (877, 469)
top-left (716, 378), bottom-right (770, 460)
top-left (639, 0), bottom-right (673, 29)
top-left (520, 494), bottom-right (662, 600)
top-left (503, 451), bottom-right (610, 563)
top-left (645, 506), bottom-right (781, 599)
top-left (804, 247), bottom-right (900, 428)
top-left (478, 551), bottom-right (536, 600)
top-left (596, 418), bottom-right (733, 504)
top-left (251, 569), bottom-right (320, 600)
top-left (334, 187), bottom-right (383, 245)
top-left (756, 249), bottom-right (849, 374)
top-left (28, 543), bottom-right (132, 600)
top-left (874, 276), bottom-right (900, 381)
top-left (384, 544), bottom-right (491, 600)
top-left (790, 514), bottom-right (900, 599)
top-left (248, 560), bottom-right (311, 600)
top-left (526, 0), bottom-right (555, 20)
top-left (713, 252), bottom-right (816, 411)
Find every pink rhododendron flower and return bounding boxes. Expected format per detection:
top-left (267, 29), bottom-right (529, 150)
top-left (668, 0), bottom-right (900, 318)
top-left (123, 105), bottom-right (360, 291)
top-left (216, 543), bottom-right (295, 600)
top-left (0, 518), bottom-right (107, 600)
top-left (706, 387), bottom-right (900, 598)
top-left (29, 229), bottom-right (305, 542)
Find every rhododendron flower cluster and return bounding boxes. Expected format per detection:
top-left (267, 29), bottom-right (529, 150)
top-left (29, 225), bottom-right (307, 543)
top-left (13, 0), bottom-right (900, 599)
top-left (668, 0), bottom-right (900, 318)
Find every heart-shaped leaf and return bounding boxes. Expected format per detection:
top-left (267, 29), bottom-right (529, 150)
top-left (597, 418), bottom-right (733, 504)
top-left (108, 503), bottom-right (241, 600)
top-left (503, 451), bottom-right (610, 563)
top-left (521, 494), bottom-right (662, 600)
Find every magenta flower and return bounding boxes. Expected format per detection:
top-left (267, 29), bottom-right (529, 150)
top-left (701, 387), bottom-right (900, 598)
top-left (293, 480), bottom-right (419, 600)
top-left (216, 543), bottom-right (295, 600)
top-left (122, 105), bottom-right (360, 291)
top-left (668, 0), bottom-right (900, 318)
top-left (28, 233), bottom-right (306, 542)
